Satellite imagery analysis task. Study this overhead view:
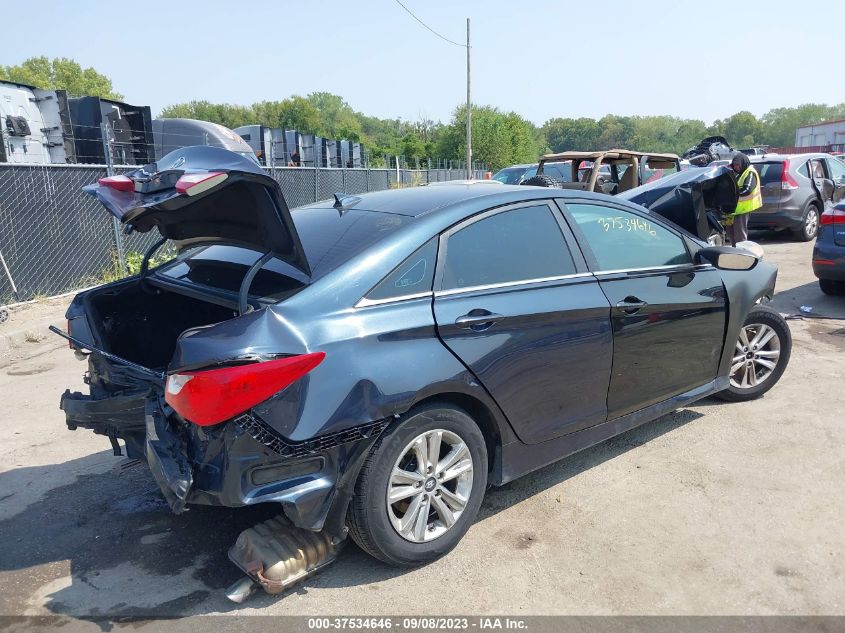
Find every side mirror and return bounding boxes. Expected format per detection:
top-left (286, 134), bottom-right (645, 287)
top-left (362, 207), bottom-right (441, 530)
top-left (695, 246), bottom-right (758, 271)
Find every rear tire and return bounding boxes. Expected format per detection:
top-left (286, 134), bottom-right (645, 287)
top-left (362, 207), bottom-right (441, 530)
top-left (716, 305), bottom-right (791, 402)
top-left (520, 174), bottom-right (561, 188)
top-left (794, 204), bottom-right (820, 241)
top-left (347, 403), bottom-right (488, 567)
top-left (819, 278), bottom-right (845, 295)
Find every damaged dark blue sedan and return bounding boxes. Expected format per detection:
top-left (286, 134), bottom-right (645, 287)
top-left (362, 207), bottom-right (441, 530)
top-left (59, 147), bottom-right (791, 572)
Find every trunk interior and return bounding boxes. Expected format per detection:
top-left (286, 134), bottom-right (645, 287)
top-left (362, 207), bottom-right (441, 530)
top-left (85, 282), bottom-right (237, 370)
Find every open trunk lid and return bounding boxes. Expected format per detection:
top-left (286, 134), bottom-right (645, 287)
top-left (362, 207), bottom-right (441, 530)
top-left (84, 145), bottom-right (310, 277)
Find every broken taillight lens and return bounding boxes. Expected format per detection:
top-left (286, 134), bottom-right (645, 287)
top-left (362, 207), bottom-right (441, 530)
top-left (174, 171), bottom-right (228, 196)
top-left (164, 352), bottom-right (325, 426)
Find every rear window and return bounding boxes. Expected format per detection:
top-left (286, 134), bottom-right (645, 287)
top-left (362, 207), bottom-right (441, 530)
top-left (158, 245), bottom-right (306, 301)
top-left (754, 162), bottom-right (784, 185)
top-left (156, 208), bottom-right (413, 300)
top-left (293, 208), bottom-right (411, 277)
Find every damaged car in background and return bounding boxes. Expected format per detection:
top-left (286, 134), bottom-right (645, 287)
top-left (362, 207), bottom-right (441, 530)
top-left (56, 146), bottom-right (792, 601)
top-left (521, 149), bottom-right (681, 194)
top-left (619, 163), bottom-right (739, 246)
top-left (682, 135), bottom-right (735, 166)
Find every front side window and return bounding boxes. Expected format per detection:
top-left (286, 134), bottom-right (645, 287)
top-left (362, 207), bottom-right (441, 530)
top-left (566, 203), bottom-right (691, 271)
top-left (440, 204), bottom-right (576, 290)
top-left (366, 238), bottom-right (438, 301)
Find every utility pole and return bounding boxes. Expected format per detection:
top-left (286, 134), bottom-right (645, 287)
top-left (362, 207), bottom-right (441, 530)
top-left (101, 121), bottom-right (126, 276)
top-left (466, 17), bottom-right (472, 180)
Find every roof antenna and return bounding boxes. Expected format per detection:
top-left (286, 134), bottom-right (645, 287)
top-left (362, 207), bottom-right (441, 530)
top-left (333, 192), bottom-right (361, 215)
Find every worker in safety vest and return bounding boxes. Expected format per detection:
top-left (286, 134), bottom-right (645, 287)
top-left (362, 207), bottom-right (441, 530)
top-left (727, 152), bottom-right (762, 244)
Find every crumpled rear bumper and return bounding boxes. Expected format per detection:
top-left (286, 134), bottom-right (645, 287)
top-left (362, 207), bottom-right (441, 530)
top-left (63, 389), bottom-right (386, 531)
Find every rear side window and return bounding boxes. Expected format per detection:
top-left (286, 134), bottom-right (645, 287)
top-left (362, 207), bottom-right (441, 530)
top-left (755, 162), bottom-right (784, 185)
top-left (797, 161), bottom-right (810, 178)
top-left (366, 239), bottom-right (438, 301)
top-left (440, 204), bottom-right (576, 290)
top-left (566, 203), bottom-right (691, 271)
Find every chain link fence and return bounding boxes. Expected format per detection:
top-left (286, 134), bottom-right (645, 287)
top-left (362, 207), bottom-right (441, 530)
top-left (0, 164), bottom-right (480, 304)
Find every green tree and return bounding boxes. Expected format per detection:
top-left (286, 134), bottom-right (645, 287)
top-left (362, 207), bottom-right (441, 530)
top-left (759, 103), bottom-right (845, 147)
top-left (724, 111), bottom-right (762, 146)
top-left (159, 100), bottom-right (254, 128)
top-left (306, 92), bottom-right (363, 140)
top-left (0, 56), bottom-right (122, 100)
top-left (543, 117), bottom-right (601, 152)
top-left (438, 105), bottom-right (543, 171)
top-left (276, 96), bottom-right (322, 135)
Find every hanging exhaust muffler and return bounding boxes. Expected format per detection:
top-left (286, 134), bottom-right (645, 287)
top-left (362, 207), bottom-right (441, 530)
top-left (225, 515), bottom-right (343, 603)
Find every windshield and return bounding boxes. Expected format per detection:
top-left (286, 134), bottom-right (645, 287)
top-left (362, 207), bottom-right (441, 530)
top-left (540, 161), bottom-right (574, 182)
top-left (492, 166), bottom-right (533, 184)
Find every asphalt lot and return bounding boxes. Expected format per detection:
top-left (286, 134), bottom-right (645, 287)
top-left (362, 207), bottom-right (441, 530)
top-left (0, 235), bottom-right (843, 618)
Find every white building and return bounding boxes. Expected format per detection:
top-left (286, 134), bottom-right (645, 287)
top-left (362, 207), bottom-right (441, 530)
top-left (795, 119), bottom-right (845, 148)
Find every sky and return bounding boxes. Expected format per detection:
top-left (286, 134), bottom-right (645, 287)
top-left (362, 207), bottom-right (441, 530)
top-left (5, 0), bottom-right (844, 126)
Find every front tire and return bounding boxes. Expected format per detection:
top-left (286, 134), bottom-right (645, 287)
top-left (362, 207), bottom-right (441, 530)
top-left (716, 305), bottom-right (791, 402)
top-left (347, 403), bottom-right (488, 566)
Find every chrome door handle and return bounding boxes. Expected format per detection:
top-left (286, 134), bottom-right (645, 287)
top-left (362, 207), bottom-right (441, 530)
top-left (616, 298), bottom-right (647, 314)
top-left (455, 311), bottom-right (505, 329)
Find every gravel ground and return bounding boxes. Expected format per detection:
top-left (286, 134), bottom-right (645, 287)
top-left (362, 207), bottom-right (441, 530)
top-left (0, 235), bottom-right (843, 618)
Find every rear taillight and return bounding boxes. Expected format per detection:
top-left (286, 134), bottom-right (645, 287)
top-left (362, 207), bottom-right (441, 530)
top-left (781, 160), bottom-right (799, 190)
top-left (66, 319), bottom-right (72, 349)
top-left (165, 352), bottom-right (325, 426)
top-left (820, 207), bottom-right (845, 225)
top-left (175, 171), bottom-right (227, 196)
top-left (98, 175), bottom-right (135, 192)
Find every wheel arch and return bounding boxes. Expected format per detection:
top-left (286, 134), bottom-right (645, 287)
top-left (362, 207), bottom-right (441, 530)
top-left (407, 391), bottom-right (506, 484)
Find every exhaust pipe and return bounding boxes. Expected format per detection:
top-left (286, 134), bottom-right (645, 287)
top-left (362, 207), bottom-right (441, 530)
top-left (226, 515), bottom-right (343, 602)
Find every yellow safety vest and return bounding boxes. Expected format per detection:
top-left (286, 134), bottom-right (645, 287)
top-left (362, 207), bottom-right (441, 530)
top-left (734, 166), bottom-right (763, 215)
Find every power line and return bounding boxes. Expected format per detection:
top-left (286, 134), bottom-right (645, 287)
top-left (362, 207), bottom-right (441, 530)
top-left (392, 0), bottom-right (467, 48)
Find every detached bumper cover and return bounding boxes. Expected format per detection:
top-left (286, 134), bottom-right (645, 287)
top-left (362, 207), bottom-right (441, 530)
top-left (145, 400), bottom-right (194, 513)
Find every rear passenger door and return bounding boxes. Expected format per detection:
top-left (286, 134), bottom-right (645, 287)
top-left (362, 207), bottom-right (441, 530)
top-left (562, 201), bottom-right (727, 420)
top-left (432, 201), bottom-right (613, 444)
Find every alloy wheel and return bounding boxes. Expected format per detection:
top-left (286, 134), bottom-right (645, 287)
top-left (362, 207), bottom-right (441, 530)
top-left (805, 208), bottom-right (819, 238)
top-left (730, 323), bottom-right (782, 389)
top-left (387, 429), bottom-right (474, 543)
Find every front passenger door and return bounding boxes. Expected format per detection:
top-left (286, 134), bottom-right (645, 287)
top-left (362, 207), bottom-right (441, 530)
top-left (563, 202), bottom-right (728, 420)
top-left (810, 159), bottom-right (835, 209)
top-left (825, 157), bottom-right (845, 204)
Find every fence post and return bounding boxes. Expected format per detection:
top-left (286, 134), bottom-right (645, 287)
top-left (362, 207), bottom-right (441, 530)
top-left (101, 122), bottom-right (126, 276)
top-left (0, 248), bottom-right (19, 301)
